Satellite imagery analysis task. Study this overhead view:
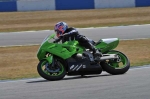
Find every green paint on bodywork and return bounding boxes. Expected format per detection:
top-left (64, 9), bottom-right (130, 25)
top-left (42, 55), bottom-right (53, 64)
top-left (37, 34), bottom-right (120, 61)
top-left (95, 38), bottom-right (119, 53)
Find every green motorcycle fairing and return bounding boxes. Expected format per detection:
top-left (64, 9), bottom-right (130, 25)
top-left (37, 34), bottom-right (85, 62)
top-left (95, 38), bottom-right (119, 53)
top-left (37, 34), bottom-right (119, 63)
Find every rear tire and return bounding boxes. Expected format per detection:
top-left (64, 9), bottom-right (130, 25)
top-left (101, 50), bottom-right (130, 75)
top-left (37, 58), bottom-right (66, 81)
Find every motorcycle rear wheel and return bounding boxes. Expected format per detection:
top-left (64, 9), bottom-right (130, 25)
top-left (101, 50), bottom-right (130, 75)
top-left (37, 58), bottom-right (66, 81)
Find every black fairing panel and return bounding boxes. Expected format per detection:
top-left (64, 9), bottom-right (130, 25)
top-left (66, 54), bottom-right (102, 75)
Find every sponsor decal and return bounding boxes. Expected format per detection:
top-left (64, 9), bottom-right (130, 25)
top-left (70, 64), bottom-right (86, 71)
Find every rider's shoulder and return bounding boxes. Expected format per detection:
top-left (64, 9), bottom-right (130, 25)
top-left (65, 27), bottom-right (78, 33)
top-left (68, 27), bottom-right (77, 30)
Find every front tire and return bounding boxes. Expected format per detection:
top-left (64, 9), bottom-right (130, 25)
top-left (37, 58), bottom-right (66, 81)
top-left (101, 50), bottom-right (130, 75)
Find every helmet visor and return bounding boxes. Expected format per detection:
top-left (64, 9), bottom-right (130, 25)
top-left (55, 30), bottom-right (62, 38)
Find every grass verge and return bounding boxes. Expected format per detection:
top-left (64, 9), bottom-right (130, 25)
top-left (0, 7), bottom-right (150, 32)
top-left (0, 39), bottom-right (150, 80)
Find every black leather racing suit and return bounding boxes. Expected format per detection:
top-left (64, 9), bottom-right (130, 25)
top-left (54, 27), bottom-right (98, 55)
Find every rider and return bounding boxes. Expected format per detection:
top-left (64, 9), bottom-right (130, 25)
top-left (53, 21), bottom-right (102, 60)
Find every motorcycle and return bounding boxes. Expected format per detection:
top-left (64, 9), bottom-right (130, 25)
top-left (37, 34), bottom-right (130, 81)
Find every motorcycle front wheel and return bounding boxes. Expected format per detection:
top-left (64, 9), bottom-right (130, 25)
top-left (101, 50), bottom-right (130, 75)
top-left (37, 58), bottom-right (66, 81)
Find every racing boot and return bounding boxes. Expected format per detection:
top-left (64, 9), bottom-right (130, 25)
top-left (87, 43), bottom-right (102, 64)
top-left (93, 48), bottom-right (103, 61)
top-left (90, 48), bottom-right (102, 65)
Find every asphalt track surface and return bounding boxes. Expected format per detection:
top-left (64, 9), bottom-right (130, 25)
top-left (0, 24), bottom-right (150, 46)
top-left (0, 25), bottom-right (150, 99)
top-left (0, 66), bottom-right (150, 99)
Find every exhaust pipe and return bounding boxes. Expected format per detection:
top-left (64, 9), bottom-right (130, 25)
top-left (100, 54), bottom-right (118, 61)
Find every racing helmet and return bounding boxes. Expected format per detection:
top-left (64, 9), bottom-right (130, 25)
top-left (54, 22), bottom-right (68, 38)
